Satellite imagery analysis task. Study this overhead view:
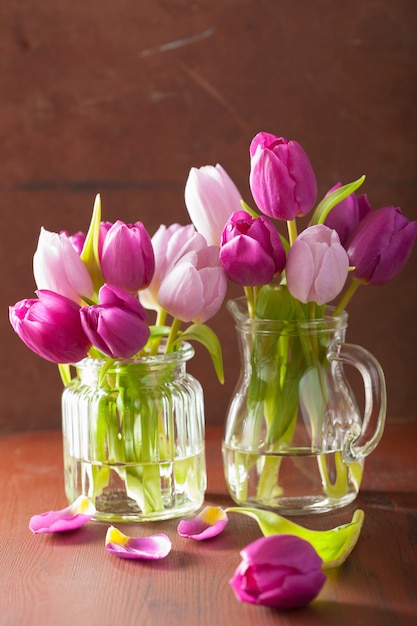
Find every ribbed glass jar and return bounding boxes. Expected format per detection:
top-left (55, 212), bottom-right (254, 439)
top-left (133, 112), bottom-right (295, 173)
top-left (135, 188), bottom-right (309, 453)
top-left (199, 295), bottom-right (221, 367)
top-left (62, 342), bottom-right (206, 522)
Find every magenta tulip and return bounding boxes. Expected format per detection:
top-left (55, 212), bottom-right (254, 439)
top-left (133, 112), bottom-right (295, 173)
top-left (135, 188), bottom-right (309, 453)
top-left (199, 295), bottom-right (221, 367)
top-left (286, 224), bottom-right (349, 304)
top-left (80, 284), bottom-right (150, 358)
top-left (33, 228), bottom-right (94, 304)
top-left (100, 220), bottom-right (155, 292)
top-left (9, 290), bottom-right (91, 363)
top-left (345, 206), bottom-right (417, 285)
top-left (158, 246), bottom-right (227, 323)
top-left (229, 534), bottom-right (326, 609)
top-left (324, 185), bottom-right (372, 245)
top-left (185, 163), bottom-right (243, 245)
top-left (220, 211), bottom-right (286, 286)
top-left (249, 132), bottom-right (317, 220)
top-left (140, 223), bottom-right (207, 311)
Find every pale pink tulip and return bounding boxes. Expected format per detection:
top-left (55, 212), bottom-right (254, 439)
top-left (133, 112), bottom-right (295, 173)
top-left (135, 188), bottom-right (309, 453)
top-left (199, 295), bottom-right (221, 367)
top-left (185, 164), bottom-right (242, 245)
top-left (33, 228), bottom-right (94, 303)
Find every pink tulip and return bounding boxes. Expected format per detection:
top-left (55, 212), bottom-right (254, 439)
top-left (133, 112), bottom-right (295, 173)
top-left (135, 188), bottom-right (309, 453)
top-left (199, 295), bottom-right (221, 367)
top-left (100, 220), bottom-right (155, 292)
top-left (345, 205), bottom-right (417, 285)
top-left (220, 210), bottom-right (286, 286)
top-left (60, 230), bottom-right (87, 255)
top-left (229, 534), bottom-right (326, 609)
top-left (29, 496), bottom-right (95, 534)
top-left (286, 224), bottom-right (349, 304)
top-left (9, 290), bottom-right (91, 363)
top-left (140, 223), bottom-right (207, 311)
top-left (80, 284), bottom-right (150, 358)
top-left (185, 164), bottom-right (242, 245)
top-left (249, 132), bottom-right (317, 220)
top-left (324, 185), bottom-right (372, 245)
top-left (33, 228), bottom-right (94, 303)
top-left (158, 246), bottom-right (227, 323)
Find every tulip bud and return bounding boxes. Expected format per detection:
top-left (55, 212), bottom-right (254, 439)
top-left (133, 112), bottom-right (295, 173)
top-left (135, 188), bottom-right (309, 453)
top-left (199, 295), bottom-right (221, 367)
top-left (60, 230), bottom-right (87, 256)
top-left (140, 223), bottom-right (207, 311)
top-left (100, 220), bottom-right (155, 292)
top-left (158, 246), bottom-right (227, 323)
top-left (80, 284), bottom-right (150, 359)
top-left (249, 132), bottom-right (317, 220)
top-left (33, 228), bottom-right (94, 304)
top-left (219, 211), bottom-right (286, 286)
top-left (9, 290), bottom-right (91, 364)
top-left (185, 163), bottom-right (242, 245)
top-left (324, 185), bottom-right (372, 245)
top-left (229, 534), bottom-right (326, 609)
top-left (286, 224), bottom-right (349, 304)
top-left (345, 206), bottom-right (417, 286)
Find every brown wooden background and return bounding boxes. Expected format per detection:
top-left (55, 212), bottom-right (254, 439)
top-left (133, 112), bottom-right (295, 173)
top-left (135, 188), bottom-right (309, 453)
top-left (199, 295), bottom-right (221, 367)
top-left (1, 1), bottom-right (416, 432)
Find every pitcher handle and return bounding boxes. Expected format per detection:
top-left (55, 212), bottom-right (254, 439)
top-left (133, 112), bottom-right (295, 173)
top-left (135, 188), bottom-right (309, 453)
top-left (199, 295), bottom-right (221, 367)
top-left (330, 342), bottom-right (387, 462)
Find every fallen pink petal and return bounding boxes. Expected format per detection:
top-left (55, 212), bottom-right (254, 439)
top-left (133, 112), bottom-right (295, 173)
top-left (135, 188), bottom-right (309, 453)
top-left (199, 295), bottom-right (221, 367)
top-left (29, 495), bottom-right (96, 534)
top-left (177, 505), bottom-right (229, 540)
top-left (105, 526), bottom-right (172, 560)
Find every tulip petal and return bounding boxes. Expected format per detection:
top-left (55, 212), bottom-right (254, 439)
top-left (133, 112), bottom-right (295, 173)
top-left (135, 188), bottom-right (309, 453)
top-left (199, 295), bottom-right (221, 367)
top-left (177, 505), bottom-right (229, 540)
top-left (105, 526), bottom-right (172, 559)
top-left (29, 496), bottom-right (96, 534)
top-left (226, 507), bottom-right (364, 569)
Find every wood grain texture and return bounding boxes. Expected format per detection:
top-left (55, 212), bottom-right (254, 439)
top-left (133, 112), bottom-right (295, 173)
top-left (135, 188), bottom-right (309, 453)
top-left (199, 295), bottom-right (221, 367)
top-left (1, 0), bottom-right (416, 432)
top-left (0, 422), bottom-right (416, 626)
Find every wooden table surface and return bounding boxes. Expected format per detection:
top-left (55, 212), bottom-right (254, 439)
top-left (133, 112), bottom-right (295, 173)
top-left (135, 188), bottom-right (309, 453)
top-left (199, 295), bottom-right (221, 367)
top-left (1, 420), bottom-right (416, 626)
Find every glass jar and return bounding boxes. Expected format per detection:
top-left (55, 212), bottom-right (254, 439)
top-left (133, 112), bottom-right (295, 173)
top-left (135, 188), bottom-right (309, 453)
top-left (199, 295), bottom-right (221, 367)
top-left (62, 342), bottom-right (206, 522)
top-left (222, 298), bottom-right (386, 515)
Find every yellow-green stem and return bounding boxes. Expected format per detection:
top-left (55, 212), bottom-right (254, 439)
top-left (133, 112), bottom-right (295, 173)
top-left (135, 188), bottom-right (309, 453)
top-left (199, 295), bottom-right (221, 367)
top-left (334, 279), bottom-right (362, 316)
top-left (287, 219), bottom-right (298, 246)
top-left (244, 286), bottom-right (256, 318)
top-left (149, 308), bottom-right (168, 355)
top-left (165, 317), bottom-right (182, 353)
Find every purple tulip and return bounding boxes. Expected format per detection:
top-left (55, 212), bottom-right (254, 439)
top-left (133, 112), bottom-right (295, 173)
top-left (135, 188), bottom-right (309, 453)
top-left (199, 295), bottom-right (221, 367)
top-left (185, 163), bottom-right (243, 245)
top-left (249, 132), bottom-right (317, 220)
top-left (33, 228), bottom-right (94, 303)
top-left (158, 246), bottom-right (227, 323)
top-left (286, 224), bottom-right (349, 304)
top-left (345, 205), bottom-right (417, 286)
top-left (229, 534), bottom-right (326, 609)
top-left (80, 284), bottom-right (150, 358)
top-left (140, 223), bottom-right (207, 311)
top-left (9, 290), bottom-right (91, 363)
top-left (324, 185), bottom-right (372, 245)
top-left (100, 220), bottom-right (155, 292)
top-left (219, 211), bottom-right (286, 286)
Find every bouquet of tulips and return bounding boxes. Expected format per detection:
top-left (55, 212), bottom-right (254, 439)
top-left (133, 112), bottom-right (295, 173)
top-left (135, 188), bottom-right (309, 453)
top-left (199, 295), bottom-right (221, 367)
top-left (184, 132), bottom-right (417, 505)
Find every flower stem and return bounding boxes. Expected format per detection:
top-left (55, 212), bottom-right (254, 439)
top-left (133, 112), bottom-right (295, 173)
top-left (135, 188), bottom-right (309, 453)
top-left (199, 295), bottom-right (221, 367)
top-left (334, 279), bottom-right (362, 316)
top-left (244, 286), bottom-right (256, 318)
top-left (165, 317), bottom-right (182, 353)
top-left (287, 220), bottom-right (298, 246)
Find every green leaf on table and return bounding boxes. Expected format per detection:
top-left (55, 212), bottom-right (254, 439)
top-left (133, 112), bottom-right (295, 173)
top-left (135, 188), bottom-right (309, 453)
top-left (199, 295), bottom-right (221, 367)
top-left (175, 323), bottom-right (224, 384)
top-left (226, 507), bottom-right (365, 569)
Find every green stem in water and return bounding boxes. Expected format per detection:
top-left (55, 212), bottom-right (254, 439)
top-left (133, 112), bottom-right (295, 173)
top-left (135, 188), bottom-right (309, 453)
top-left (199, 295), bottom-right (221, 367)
top-left (165, 317), bottom-right (182, 353)
top-left (334, 279), bottom-right (362, 316)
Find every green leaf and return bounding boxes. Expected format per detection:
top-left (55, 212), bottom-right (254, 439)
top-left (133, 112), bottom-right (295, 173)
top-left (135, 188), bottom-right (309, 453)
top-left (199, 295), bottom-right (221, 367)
top-left (80, 194), bottom-right (104, 293)
top-left (174, 323), bottom-right (224, 384)
top-left (311, 176), bottom-right (366, 225)
top-left (226, 507), bottom-right (364, 569)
